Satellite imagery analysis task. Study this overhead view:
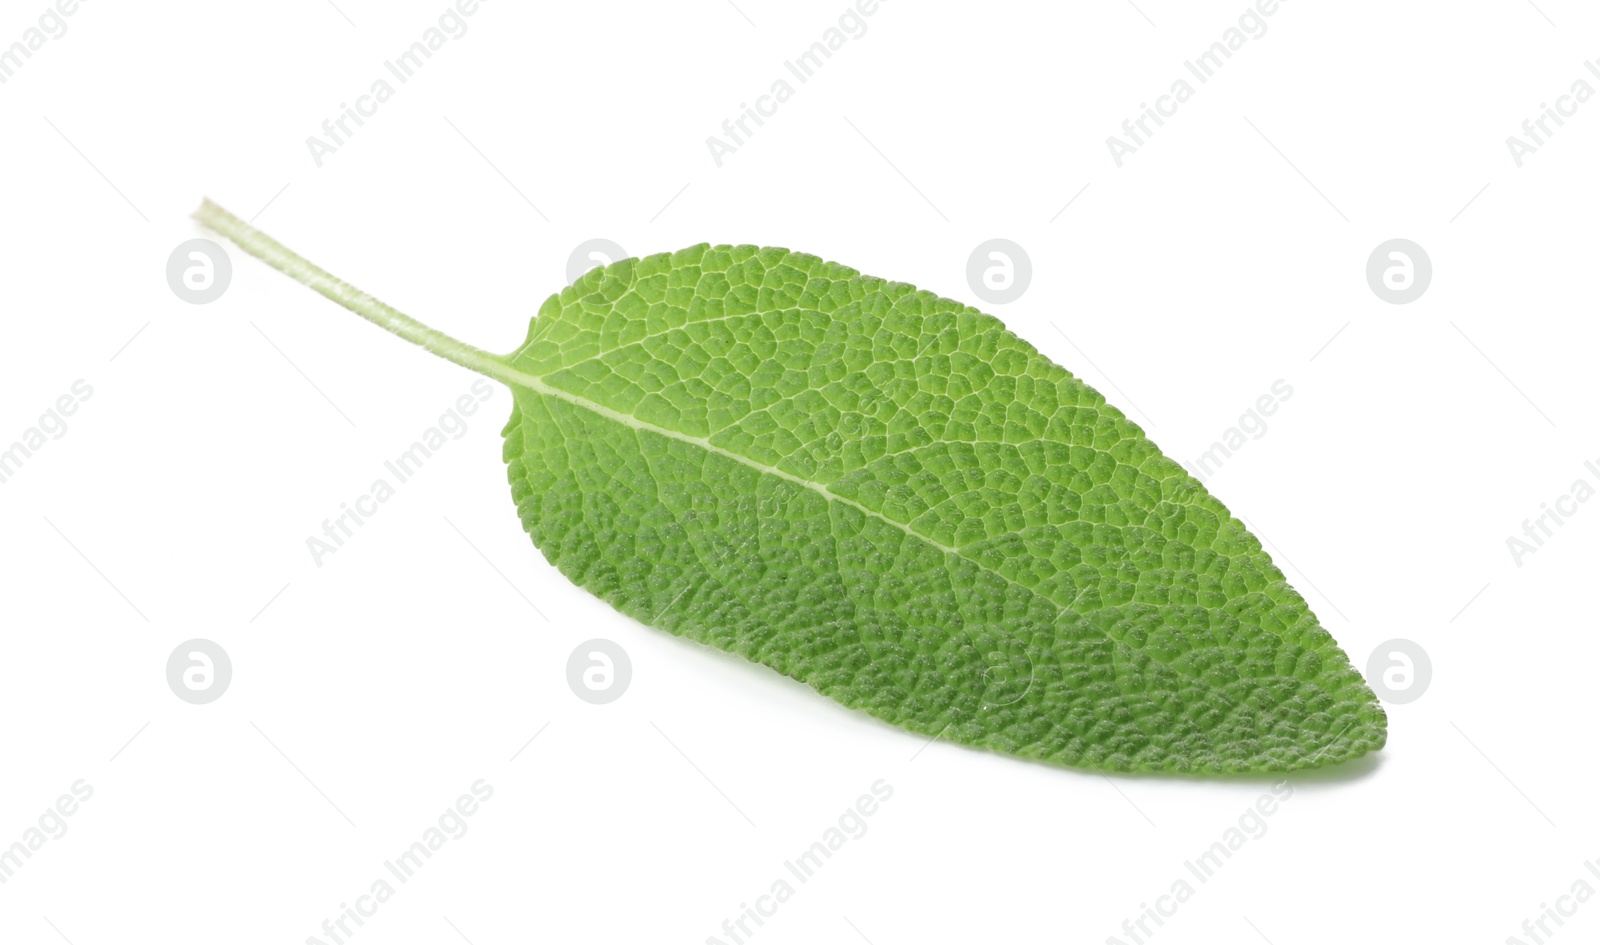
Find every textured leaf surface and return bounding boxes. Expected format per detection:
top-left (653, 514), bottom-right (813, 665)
top-left (193, 201), bottom-right (1383, 775)
top-left (500, 244), bottom-right (1386, 773)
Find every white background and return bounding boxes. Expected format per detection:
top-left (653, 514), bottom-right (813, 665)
top-left (1, 1), bottom-right (1597, 942)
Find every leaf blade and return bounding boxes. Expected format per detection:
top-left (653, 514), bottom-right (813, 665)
top-left (503, 244), bottom-right (1385, 773)
top-left (191, 202), bottom-right (1384, 775)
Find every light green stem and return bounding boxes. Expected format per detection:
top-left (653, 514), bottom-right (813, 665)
top-left (193, 199), bottom-right (513, 383)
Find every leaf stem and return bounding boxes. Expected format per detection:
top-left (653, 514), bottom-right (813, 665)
top-left (192, 199), bottom-right (512, 382)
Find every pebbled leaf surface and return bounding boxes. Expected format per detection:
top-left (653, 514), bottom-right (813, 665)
top-left (500, 244), bottom-right (1385, 774)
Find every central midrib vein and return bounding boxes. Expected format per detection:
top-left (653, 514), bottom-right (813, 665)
top-left (499, 361), bottom-right (966, 557)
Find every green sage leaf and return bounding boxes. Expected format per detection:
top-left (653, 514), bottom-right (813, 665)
top-left (197, 200), bottom-right (1385, 774)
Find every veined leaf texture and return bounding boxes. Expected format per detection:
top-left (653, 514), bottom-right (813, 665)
top-left (198, 201), bottom-right (1386, 774)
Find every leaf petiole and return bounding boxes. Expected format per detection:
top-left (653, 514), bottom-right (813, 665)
top-left (193, 199), bottom-right (512, 384)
